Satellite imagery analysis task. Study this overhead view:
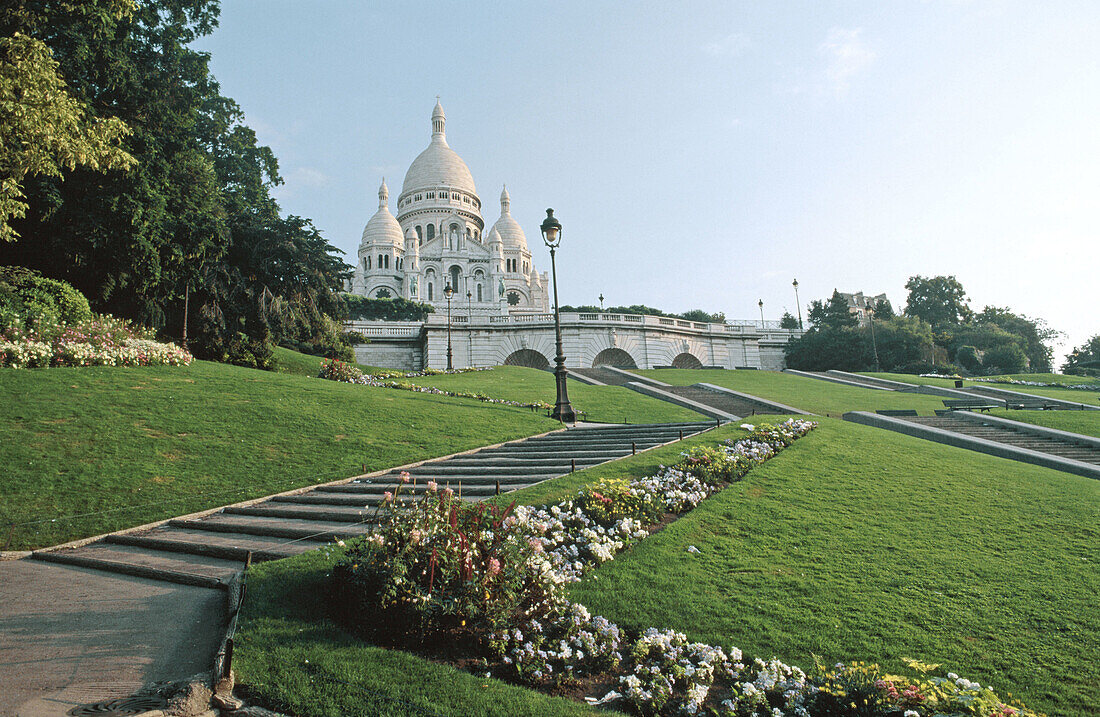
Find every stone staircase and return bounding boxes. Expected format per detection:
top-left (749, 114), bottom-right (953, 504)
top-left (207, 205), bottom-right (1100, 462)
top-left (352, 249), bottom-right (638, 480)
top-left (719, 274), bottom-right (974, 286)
top-left (32, 422), bottom-right (714, 589)
top-left (661, 385), bottom-right (788, 418)
top-left (903, 415), bottom-right (1100, 465)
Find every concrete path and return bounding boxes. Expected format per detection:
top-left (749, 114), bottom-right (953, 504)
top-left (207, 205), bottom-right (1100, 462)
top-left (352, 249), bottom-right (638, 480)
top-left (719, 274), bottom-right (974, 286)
top-left (0, 560), bottom-right (223, 717)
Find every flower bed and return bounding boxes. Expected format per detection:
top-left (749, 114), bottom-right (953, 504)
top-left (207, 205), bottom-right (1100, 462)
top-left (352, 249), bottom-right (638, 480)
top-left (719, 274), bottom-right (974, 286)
top-left (1, 312), bottom-right (192, 368)
top-left (319, 359), bottom-right (551, 410)
top-left (330, 420), bottom-right (1039, 717)
top-left (920, 372), bottom-right (1099, 392)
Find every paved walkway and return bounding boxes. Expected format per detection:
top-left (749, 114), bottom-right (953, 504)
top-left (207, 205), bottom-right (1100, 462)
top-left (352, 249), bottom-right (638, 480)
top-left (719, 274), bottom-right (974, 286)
top-left (0, 560), bottom-right (223, 717)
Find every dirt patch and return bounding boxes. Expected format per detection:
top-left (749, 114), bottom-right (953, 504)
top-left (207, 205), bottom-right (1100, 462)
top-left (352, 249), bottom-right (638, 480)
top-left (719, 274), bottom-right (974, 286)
top-left (744, 485), bottom-right (765, 499)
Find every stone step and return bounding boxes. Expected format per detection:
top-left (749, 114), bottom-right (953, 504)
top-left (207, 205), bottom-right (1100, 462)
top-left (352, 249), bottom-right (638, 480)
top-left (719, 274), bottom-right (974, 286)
top-left (425, 456), bottom-right (609, 468)
top-left (224, 504), bottom-right (374, 523)
top-left (295, 484), bottom-right (516, 501)
top-left (471, 447), bottom-right (631, 458)
top-left (106, 527), bottom-right (314, 563)
top-left (501, 437), bottom-right (675, 450)
top-left (33, 543), bottom-right (242, 589)
top-left (402, 463), bottom-right (590, 476)
top-left (907, 416), bottom-right (1100, 463)
top-left (170, 514), bottom-right (374, 541)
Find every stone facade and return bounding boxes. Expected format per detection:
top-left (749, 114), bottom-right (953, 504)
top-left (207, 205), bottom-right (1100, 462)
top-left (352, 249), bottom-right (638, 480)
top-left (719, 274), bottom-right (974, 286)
top-left (350, 313), bottom-right (799, 371)
top-left (349, 100), bottom-right (549, 315)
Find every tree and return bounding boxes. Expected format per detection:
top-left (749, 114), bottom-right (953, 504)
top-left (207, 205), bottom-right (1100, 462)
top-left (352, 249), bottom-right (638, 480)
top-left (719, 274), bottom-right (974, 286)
top-left (872, 298), bottom-right (894, 319)
top-left (904, 275), bottom-right (971, 327)
top-left (974, 306), bottom-right (1059, 373)
top-left (0, 32), bottom-right (135, 241)
top-left (780, 311), bottom-right (799, 329)
top-left (1062, 335), bottom-right (1100, 376)
top-left (807, 290), bottom-right (857, 331)
top-left (680, 309), bottom-right (726, 324)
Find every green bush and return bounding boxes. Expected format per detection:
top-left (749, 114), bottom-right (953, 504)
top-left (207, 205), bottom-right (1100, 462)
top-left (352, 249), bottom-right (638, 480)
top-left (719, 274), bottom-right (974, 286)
top-left (342, 294), bottom-right (434, 321)
top-left (955, 345), bottom-right (982, 373)
top-left (676, 445), bottom-right (752, 485)
top-left (0, 266), bottom-right (92, 326)
top-left (575, 478), bottom-right (662, 526)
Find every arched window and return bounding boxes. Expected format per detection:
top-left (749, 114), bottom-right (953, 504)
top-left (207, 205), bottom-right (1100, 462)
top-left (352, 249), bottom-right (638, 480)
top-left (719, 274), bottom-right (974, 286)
top-left (384, 255), bottom-right (389, 269)
top-left (415, 225), bottom-right (423, 241)
top-left (366, 256), bottom-right (371, 270)
top-left (449, 266), bottom-right (461, 293)
top-left (426, 224), bottom-right (435, 241)
top-left (466, 227), bottom-right (472, 240)
top-left (428, 283), bottom-right (433, 300)
top-left (377, 254), bottom-right (383, 269)
top-left (477, 284), bottom-right (483, 302)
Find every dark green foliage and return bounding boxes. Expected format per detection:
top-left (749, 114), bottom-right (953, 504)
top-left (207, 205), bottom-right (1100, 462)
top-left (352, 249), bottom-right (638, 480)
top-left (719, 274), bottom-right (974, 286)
top-left (0, 0), bottom-right (350, 367)
top-left (341, 294), bottom-right (434, 321)
top-left (807, 290), bottom-right (858, 331)
top-left (871, 297), bottom-right (894, 318)
top-left (780, 311), bottom-right (799, 329)
top-left (903, 275), bottom-right (971, 326)
top-left (975, 306), bottom-right (1058, 372)
top-left (1062, 334), bottom-right (1100, 376)
top-left (981, 344), bottom-right (1028, 374)
top-left (558, 304), bottom-right (726, 323)
top-left (0, 265), bottom-right (91, 325)
top-left (955, 345), bottom-right (982, 373)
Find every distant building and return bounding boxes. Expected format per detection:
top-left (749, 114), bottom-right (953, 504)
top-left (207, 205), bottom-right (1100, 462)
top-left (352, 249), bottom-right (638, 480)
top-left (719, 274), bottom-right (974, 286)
top-left (839, 292), bottom-right (891, 325)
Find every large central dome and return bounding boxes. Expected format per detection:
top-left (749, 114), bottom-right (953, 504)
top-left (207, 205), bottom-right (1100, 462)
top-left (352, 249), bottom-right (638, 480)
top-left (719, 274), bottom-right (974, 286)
top-left (400, 100), bottom-right (477, 196)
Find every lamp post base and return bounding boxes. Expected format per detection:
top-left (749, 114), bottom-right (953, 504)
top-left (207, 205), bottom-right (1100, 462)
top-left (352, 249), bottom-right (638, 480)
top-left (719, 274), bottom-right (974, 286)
top-left (551, 364), bottom-right (576, 423)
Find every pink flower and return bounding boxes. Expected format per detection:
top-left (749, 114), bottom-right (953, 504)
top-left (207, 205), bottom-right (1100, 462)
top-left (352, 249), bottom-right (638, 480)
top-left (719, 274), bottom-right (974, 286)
top-left (399, 471), bottom-right (411, 483)
top-left (528, 538), bottom-right (544, 553)
top-left (488, 558), bottom-right (501, 575)
top-left (383, 491), bottom-right (393, 503)
top-left (427, 480), bottom-right (438, 492)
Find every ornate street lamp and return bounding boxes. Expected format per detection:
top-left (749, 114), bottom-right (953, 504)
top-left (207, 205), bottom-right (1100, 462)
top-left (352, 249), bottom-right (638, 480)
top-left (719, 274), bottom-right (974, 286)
top-left (444, 283), bottom-right (454, 370)
top-left (542, 208), bottom-right (575, 423)
top-left (792, 278), bottom-right (803, 330)
top-left (599, 293), bottom-right (604, 311)
top-left (758, 299), bottom-right (765, 329)
top-left (467, 289), bottom-right (473, 366)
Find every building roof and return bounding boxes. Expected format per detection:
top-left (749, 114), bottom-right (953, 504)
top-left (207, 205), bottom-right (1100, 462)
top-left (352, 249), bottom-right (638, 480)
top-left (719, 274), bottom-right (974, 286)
top-left (361, 179), bottom-right (403, 246)
top-left (488, 185), bottom-right (529, 252)
top-left (400, 100), bottom-right (477, 196)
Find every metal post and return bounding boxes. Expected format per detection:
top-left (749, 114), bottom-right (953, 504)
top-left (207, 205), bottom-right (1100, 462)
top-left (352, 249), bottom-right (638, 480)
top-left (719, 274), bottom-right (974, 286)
top-left (793, 279), bottom-right (803, 330)
top-left (758, 299), bottom-right (765, 329)
top-left (446, 290), bottom-right (453, 371)
top-left (868, 308), bottom-right (881, 372)
top-left (548, 245), bottom-right (575, 423)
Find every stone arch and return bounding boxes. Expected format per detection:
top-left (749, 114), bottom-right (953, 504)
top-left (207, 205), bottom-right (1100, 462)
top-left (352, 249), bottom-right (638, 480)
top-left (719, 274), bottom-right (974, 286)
top-left (671, 352), bottom-right (703, 369)
top-left (503, 349), bottom-right (550, 370)
top-left (592, 347), bottom-right (637, 368)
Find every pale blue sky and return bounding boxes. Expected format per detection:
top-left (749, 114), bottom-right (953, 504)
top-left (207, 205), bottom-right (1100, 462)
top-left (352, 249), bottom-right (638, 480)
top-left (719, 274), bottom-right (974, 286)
top-left (193, 1), bottom-right (1099, 364)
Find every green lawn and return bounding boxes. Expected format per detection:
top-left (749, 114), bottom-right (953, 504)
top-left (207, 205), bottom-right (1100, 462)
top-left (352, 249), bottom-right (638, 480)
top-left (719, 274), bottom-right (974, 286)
top-left (986, 409), bottom-right (1100, 440)
top-left (864, 372), bottom-right (1100, 406)
top-left (569, 418), bottom-right (1100, 717)
top-left (405, 365), bottom-right (705, 424)
top-left (271, 347), bottom-right (384, 377)
top-left (633, 368), bottom-right (948, 416)
top-left (0, 361), bottom-right (557, 549)
top-left (236, 550), bottom-right (614, 717)
top-left (984, 372), bottom-right (1100, 387)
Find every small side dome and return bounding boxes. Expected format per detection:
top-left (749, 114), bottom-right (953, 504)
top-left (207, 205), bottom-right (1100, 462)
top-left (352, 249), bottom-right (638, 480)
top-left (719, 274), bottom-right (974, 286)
top-left (488, 184), bottom-right (529, 252)
top-left (361, 179), bottom-right (403, 247)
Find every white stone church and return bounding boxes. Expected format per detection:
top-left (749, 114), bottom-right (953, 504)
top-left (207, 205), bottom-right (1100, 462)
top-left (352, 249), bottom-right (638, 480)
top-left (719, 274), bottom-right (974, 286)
top-left (346, 101), bottom-right (801, 372)
top-left (349, 100), bottom-right (550, 315)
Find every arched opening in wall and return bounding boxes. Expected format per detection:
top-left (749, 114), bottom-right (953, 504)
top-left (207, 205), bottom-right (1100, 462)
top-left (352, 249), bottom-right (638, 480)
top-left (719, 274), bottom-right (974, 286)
top-left (449, 265), bottom-right (461, 294)
top-left (426, 224), bottom-right (435, 241)
top-left (477, 284), bottom-right (483, 302)
top-left (671, 352), bottom-right (703, 369)
top-left (592, 347), bottom-right (637, 368)
top-left (503, 349), bottom-right (550, 370)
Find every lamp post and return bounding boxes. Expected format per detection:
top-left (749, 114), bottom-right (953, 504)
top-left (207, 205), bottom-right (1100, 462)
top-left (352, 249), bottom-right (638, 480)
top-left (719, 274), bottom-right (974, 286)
top-left (467, 288), bottom-right (473, 367)
top-left (542, 208), bottom-right (575, 423)
top-left (758, 299), bottom-right (765, 329)
top-left (868, 305), bottom-right (881, 373)
top-left (792, 278), bottom-right (803, 330)
top-left (599, 293), bottom-right (604, 311)
top-left (444, 283), bottom-right (454, 370)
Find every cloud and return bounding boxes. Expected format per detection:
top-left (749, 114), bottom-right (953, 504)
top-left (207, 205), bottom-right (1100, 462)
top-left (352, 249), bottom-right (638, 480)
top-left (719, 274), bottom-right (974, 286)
top-left (702, 32), bottom-right (752, 58)
top-left (287, 167), bottom-right (329, 187)
top-left (819, 27), bottom-right (875, 93)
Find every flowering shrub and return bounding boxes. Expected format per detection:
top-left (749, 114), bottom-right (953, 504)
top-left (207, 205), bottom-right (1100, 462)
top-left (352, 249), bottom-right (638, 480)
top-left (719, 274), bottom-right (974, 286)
top-left (1, 311), bottom-right (192, 368)
top-left (333, 480), bottom-right (563, 651)
top-left (576, 478), bottom-right (663, 526)
top-left (676, 445), bottom-right (752, 485)
top-left (920, 372), bottom-right (1099, 393)
top-left (317, 358), bottom-right (365, 383)
top-left (622, 628), bottom-right (744, 716)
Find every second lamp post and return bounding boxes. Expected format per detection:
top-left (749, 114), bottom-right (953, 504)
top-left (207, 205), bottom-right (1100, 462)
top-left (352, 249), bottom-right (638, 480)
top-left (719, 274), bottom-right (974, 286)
top-left (444, 282), bottom-right (454, 370)
top-left (542, 208), bottom-right (575, 423)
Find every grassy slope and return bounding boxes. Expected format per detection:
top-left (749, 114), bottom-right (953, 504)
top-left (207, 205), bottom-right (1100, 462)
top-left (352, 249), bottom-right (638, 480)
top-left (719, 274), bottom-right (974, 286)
top-left (986, 409), bottom-right (1100, 440)
top-left (865, 372), bottom-right (1100, 406)
top-left (569, 419), bottom-right (1100, 717)
top-left (635, 368), bottom-right (948, 416)
top-left (237, 551), bottom-right (612, 717)
top-left (0, 361), bottom-right (557, 549)
top-left (406, 365), bottom-right (704, 424)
